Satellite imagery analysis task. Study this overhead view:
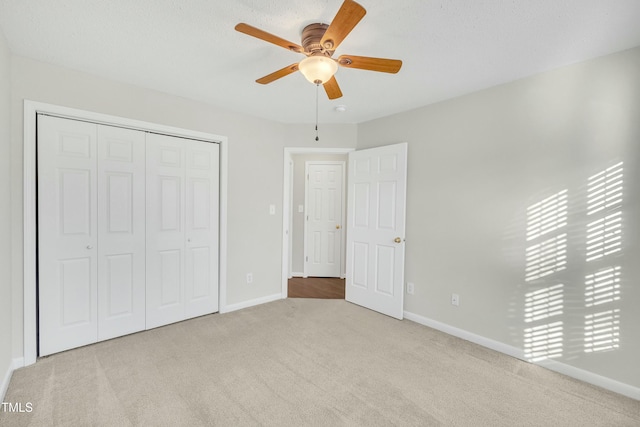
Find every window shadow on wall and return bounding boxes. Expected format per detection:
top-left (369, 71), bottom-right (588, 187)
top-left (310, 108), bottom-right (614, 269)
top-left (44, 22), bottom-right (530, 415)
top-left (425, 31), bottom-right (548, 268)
top-left (515, 161), bottom-right (624, 363)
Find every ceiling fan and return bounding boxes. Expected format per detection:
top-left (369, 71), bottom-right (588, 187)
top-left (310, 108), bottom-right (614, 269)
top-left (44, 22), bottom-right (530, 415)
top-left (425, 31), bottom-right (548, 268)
top-left (235, 0), bottom-right (402, 100)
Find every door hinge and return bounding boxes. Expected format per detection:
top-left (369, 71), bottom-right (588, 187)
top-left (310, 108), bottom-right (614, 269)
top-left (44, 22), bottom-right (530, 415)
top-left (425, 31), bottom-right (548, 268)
top-left (305, 256), bottom-right (308, 262)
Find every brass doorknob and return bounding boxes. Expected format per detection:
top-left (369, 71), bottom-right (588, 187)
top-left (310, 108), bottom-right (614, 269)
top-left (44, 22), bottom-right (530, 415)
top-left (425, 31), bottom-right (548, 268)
top-left (336, 225), bottom-right (341, 229)
top-left (394, 237), bottom-right (402, 243)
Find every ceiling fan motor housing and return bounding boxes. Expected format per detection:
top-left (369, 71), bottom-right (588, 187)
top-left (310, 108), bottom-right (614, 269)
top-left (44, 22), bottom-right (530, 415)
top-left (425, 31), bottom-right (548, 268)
top-left (302, 23), bottom-right (333, 56)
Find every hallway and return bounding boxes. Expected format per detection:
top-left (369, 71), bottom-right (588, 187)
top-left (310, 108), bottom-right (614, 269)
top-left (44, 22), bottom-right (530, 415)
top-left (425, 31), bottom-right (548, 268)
top-left (287, 277), bottom-right (345, 299)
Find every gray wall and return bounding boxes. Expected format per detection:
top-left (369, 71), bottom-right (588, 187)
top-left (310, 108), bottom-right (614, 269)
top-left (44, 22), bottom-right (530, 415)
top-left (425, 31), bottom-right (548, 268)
top-left (290, 153), bottom-right (348, 275)
top-left (358, 47), bottom-right (640, 388)
top-left (8, 55), bottom-right (357, 361)
top-left (0, 29), bottom-right (12, 396)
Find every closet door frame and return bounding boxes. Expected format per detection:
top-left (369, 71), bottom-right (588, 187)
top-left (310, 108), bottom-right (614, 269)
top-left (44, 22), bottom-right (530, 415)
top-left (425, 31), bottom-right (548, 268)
top-left (22, 100), bottom-right (228, 366)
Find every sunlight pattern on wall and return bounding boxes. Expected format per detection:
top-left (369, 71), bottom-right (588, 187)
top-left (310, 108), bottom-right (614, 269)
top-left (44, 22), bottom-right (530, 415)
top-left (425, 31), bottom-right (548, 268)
top-left (524, 321), bottom-right (563, 362)
top-left (587, 162), bottom-right (623, 216)
top-left (526, 190), bottom-right (568, 241)
top-left (584, 162), bottom-right (623, 354)
top-left (525, 284), bottom-right (564, 323)
top-left (525, 234), bottom-right (567, 281)
top-left (584, 309), bottom-right (620, 353)
top-left (523, 161), bottom-right (626, 362)
top-left (585, 266), bottom-right (621, 307)
top-left (586, 212), bottom-right (622, 262)
top-left (523, 188), bottom-right (568, 362)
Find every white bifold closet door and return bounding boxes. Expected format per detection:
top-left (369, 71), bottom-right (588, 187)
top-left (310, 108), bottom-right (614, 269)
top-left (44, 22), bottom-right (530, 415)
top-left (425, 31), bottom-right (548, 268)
top-left (38, 116), bottom-right (101, 356)
top-left (145, 133), bottom-right (219, 329)
top-left (38, 116), bottom-right (147, 355)
top-left (38, 115), bottom-right (219, 356)
top-left (96, 125), bottom-right (147, 341)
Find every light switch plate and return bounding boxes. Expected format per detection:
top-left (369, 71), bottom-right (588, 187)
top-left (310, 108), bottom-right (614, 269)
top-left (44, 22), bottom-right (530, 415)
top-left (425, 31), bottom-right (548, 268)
top-left (298, 205), bottom-right (304, 213)
top-left (269, 204), bottom-right (276, 215)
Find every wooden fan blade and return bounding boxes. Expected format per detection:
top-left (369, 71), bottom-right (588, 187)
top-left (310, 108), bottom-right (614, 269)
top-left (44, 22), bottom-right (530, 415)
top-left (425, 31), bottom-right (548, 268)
top-left (337, 55), bottom-right (402, 73)
top-left (323, 76), bottom-right (343, 99)
top-left (256, 64), bottom-right (299, 84)
top-left (320, 0), bottom-right (366, 52)
top-left (235, 23), bottom-right (303, 53)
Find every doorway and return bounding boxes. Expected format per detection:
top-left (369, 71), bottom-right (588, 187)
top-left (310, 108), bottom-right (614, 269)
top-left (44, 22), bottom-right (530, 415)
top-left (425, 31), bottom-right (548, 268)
top-left (304, 161), bottom-right (345, 278)
top-left (281, 148), bottom-right (354, 299)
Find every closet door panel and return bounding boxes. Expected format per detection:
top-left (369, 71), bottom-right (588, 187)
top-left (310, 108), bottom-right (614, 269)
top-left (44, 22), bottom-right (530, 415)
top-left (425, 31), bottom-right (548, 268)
top-left (97, 125), bottom-right (146, 341)
top-left (185, 142), bottom-right (220, 318)
top-left (39, 114), bottom-right (221, 354)
top-left (146, 133), bottom-right (187, 329)
top-left (38, 115), bottom-right (99, 356)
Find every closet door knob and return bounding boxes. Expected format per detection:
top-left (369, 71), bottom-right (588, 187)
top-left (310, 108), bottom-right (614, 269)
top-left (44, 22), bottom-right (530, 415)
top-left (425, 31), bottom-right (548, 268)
top-left (86, 245), bottom-right (93, 249)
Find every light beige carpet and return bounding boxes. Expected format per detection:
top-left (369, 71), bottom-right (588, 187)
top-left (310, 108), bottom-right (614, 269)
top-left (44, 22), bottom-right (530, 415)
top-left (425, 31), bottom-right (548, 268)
top-left (1, 299), bottom-right (639, 426)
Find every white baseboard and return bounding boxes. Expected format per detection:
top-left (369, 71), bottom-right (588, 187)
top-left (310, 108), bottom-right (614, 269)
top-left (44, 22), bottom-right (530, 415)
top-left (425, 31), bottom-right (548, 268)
top-left (404, 311), bottom-right (525, 360)
top-left (291, 274), bottom-right (345, 279)
top-left (536, 358), bottom-right (640, 401)
top-left (1, 363), bottom-right (10, 402)
top-left (404, 310), bottom-right (640, 401)
top-left (1, 358), bottom-right (22, 402)
top-left (221, 293), bottom-right (283, 314)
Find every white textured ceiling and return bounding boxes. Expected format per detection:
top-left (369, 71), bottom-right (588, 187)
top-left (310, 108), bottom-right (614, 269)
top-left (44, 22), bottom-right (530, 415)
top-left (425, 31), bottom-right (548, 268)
top-left (1, 0), bottom-right (640, 124)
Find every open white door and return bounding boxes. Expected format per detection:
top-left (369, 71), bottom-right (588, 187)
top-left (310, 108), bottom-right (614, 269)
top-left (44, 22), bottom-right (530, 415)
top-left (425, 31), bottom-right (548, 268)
top-left (345, 143), bottom-right (407, 319)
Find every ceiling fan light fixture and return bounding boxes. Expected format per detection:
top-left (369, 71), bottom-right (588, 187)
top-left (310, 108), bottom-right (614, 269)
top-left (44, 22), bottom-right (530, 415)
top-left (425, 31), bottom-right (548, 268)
top-left (235, 0), bottom-right (401, 99)
top-left (298, 55), bottom-right (338, 85)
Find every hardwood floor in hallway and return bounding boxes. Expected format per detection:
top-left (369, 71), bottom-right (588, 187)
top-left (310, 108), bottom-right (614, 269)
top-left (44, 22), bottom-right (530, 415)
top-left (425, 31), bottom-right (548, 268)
top-left (288, 277), bottom-right (345, 299)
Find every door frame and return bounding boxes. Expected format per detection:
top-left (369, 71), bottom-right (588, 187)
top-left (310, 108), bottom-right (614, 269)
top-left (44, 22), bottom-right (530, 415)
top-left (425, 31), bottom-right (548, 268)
top-left (22, 100), bottom-right (229, 366)
top-left (303, 161), bottom-right (346, 278)
top-left (281, 148), bottom-right (354, 298)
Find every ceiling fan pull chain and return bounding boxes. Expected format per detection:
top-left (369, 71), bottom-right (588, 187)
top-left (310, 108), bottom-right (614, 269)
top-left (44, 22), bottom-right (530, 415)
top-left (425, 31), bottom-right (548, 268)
top-left (315, 83), bottom-right (320, 142)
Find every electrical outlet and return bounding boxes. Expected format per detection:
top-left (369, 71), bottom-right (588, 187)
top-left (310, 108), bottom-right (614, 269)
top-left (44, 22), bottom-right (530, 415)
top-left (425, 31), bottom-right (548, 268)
top-left (246, 273), bottom-right (253, 284)
top-left (406, 282), bottom-right (415, 295)
top-left (451, 293), bottom-right (459, 306)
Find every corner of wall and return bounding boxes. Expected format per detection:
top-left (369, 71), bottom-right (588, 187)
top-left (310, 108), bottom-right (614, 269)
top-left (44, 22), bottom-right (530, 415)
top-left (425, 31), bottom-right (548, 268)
top-left (0, 24), bottom-right (15, 404)
top-left (1, 361), bottom-right (13, 402)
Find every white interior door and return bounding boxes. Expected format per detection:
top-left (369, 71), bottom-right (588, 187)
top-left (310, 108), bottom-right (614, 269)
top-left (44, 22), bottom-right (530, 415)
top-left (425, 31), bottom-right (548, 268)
top-left (97, 125), bottom-right (146, 341)
top-left (38, 115), bottom-right (99, 356)
top-left (185, 140), bottom-right (220, 318)
top-left (146, 133), bottom-right (187, 329)
top-left (305, 162), bottom-right (344, 277)
top-left (345, 143), bottom-right (408, 319)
